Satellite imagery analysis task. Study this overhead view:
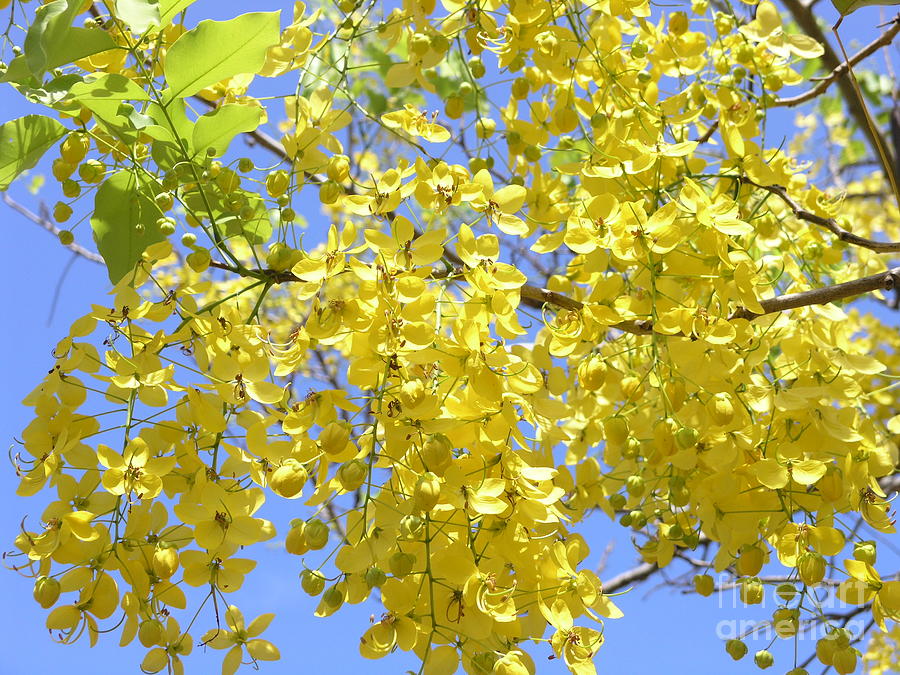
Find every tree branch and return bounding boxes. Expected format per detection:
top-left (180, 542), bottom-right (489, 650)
top-left (602, 562), bottom-right (658, 593)
top-left (774, 15), bottom-right (900, 108)
top-left (210, 257), bottom-right (900, 338)
top-left (779, 0), bottom-right (900, 194)
top-left (741, 177), bottom-right (900, 252)
top-left (3, 193), bottom-right (104, 264)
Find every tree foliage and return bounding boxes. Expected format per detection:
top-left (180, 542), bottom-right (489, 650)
top-left (3, 0), bottom-right (900, 674)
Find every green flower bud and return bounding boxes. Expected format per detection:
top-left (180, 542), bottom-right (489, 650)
top-left (300, 569), bottom-right (326, 596)
top-left (725, 639), bottom-right (747, 661)
top-left (754, 649), bottom-right (774, 669)
top-left (33, 576), bottom-right (61, 609)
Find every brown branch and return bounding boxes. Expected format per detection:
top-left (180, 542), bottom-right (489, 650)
top-left (602, 561), bottom-right (658, 593)
top-left (3, 193), bottom-right (105, 264)
top-left (210, 258), bottom-right (900, 337)
top-left (694, 120), bottom-right (719, 145)
top-left (780, 0), bottom-right (900, 194)
top-left (741, 177), bottom-right (900, 253)
top-left (731, 266), bottom-right (900, 320)
top-left (774, 15), bottom-right (900, 108)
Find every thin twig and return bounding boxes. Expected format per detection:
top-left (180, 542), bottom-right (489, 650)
top-left (774, 15), bottom-right (900, 108)
top-left (210, 257), bottom-right (900, 337)
top-left (602, 561), bottom-right (658, 593)
top-left (780, 0), bottom-right (900, 195)
top-left (741, 177), bottom-right (900, 253)
top-left (4, 193), bottom-right (104, 264)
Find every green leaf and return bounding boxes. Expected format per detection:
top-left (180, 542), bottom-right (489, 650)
top-left (831, 0), bottom-right (900, 14)
top-left (236, 196), bottom-right (274, 244)
top-left (148, 96), bottom-right (194, 170)
top-left (159, 0), bottom-right (197, 25)
top-left (163, 11), bottom-right (281, 99)
top-left (24, 0), bottom-right (117, 77)
top-left (0, 56), bottom-right (39, 86)
top-left (65, 76), bottom-right (151, 145)
top-left (115, 0), bottom-right (161, 34)
top-left (0, 115), bottom-right (67, 190)
top-left (192, 104), bottom-right (262, 158)
top-left (14, 74), bottom-right (82, 107)
top-left (91, 172), bottom-right (165, 283)
top-left (68, 73), bottom-right (151, 104)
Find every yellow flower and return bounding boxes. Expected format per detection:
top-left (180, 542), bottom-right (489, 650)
top-left (201, 605), bottom-right (280, 675)
top-left (98, 437), bottom-right (175, 500)
top-left (462, 169), bottom-right (529, 235)
top-left (173, 484), bottom-right (275, 551)
top-left (180, 545), bottom-right (257, 593)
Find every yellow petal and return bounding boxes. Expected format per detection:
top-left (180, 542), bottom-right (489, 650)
top-left (493, 185), bottom-right (527, 213)
top-left (246, 380), bottom-right (285, 405)
top-left (247, 639), bottom-right (280, 661)
top-left (752, 458), bottom-right (788, 489)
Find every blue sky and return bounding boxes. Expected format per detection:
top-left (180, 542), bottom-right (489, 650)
top-left (2, 1), bottom-right (899, 673)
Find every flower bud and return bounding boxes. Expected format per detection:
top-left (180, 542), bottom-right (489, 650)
top-left (832, 647), bottom-right (858, 675)
top-left (625, 475), bottom-right (644, 497)
top-left (399, 379), bottom-right (425, 408)
top-left (265, 169), bottom-right (290, 197)
top-left (578, 355), bottom-right (607, 390)
top-left (33, 576), bottom-right (61, 609)
top-left (798, 552), bottom-right (825, 586)
top-left (621, 376), bottom-right (644, 399)
top-left (725, 639), bottom-right (747, 661)
top-left (337, 459), bottom-right (368, 492)
top-left (321, 584), bottom-right (344, 609)
top-left (399, 514), bottom-right (424, 539)
top-left (493, 652), bottom-right (530, 675)
top-left (389, 551), bottom-right (415, 578)
top-left (364, 566), bottom-right (386, 589)
top-left (476, 117), bottom-right (496, 139)
top-left (740, 577), bottom-right (764, 605)
top-left (628, 510), bottom-right (647, 529)
top-left (304, 518), bottom-right (329, 550)
top-left (269, 458), bottom-right (309, 499)
top-left (668, 11), bottom-right (689, 35)
top-left (736, 545), bottom-right (764, 577)
top-left (300, 569), bottom-right (326, 596)
top-left (326, 155), bottom-right (350, 183)
top-left (753, 649), bottom-right (774, 669)
top-left (413, 472), bottom-right (441, 512)
top-left (421, 434), bottom-right (453, 475)
top-left (708, 392), bottom-right (734, 425)
top-left (319, 422), bottom-right (351, 456)
top-left (675, 426), bottom-right (698, 450)
top-left (693, 574), bottom-right (714, 597)
top-left (285, 521), bottom-right (309, 555)
top-left (776, 582), bottom-right (797, 602)
top-left (53, 202), bottom-right (73, 223)
top-left (151, 546), bottom-right (179, 579)
top-left (773, 608), bottom-right (799, 638)
top-left (853, 540), bottom-right (876, 565)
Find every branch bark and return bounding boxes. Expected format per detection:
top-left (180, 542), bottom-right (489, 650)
top-left (209, 260), bottom-right (900, 338)
top-left (3, 193), bottom-right (104, 264)
top-left (741, 177), bottom-right (900, 253)
top-left (779, 0), bottom-right (900, 194)
top-left (773, 15), bottom-right (900, 108)
top-left (602, 562), bottom-right (658, 593)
